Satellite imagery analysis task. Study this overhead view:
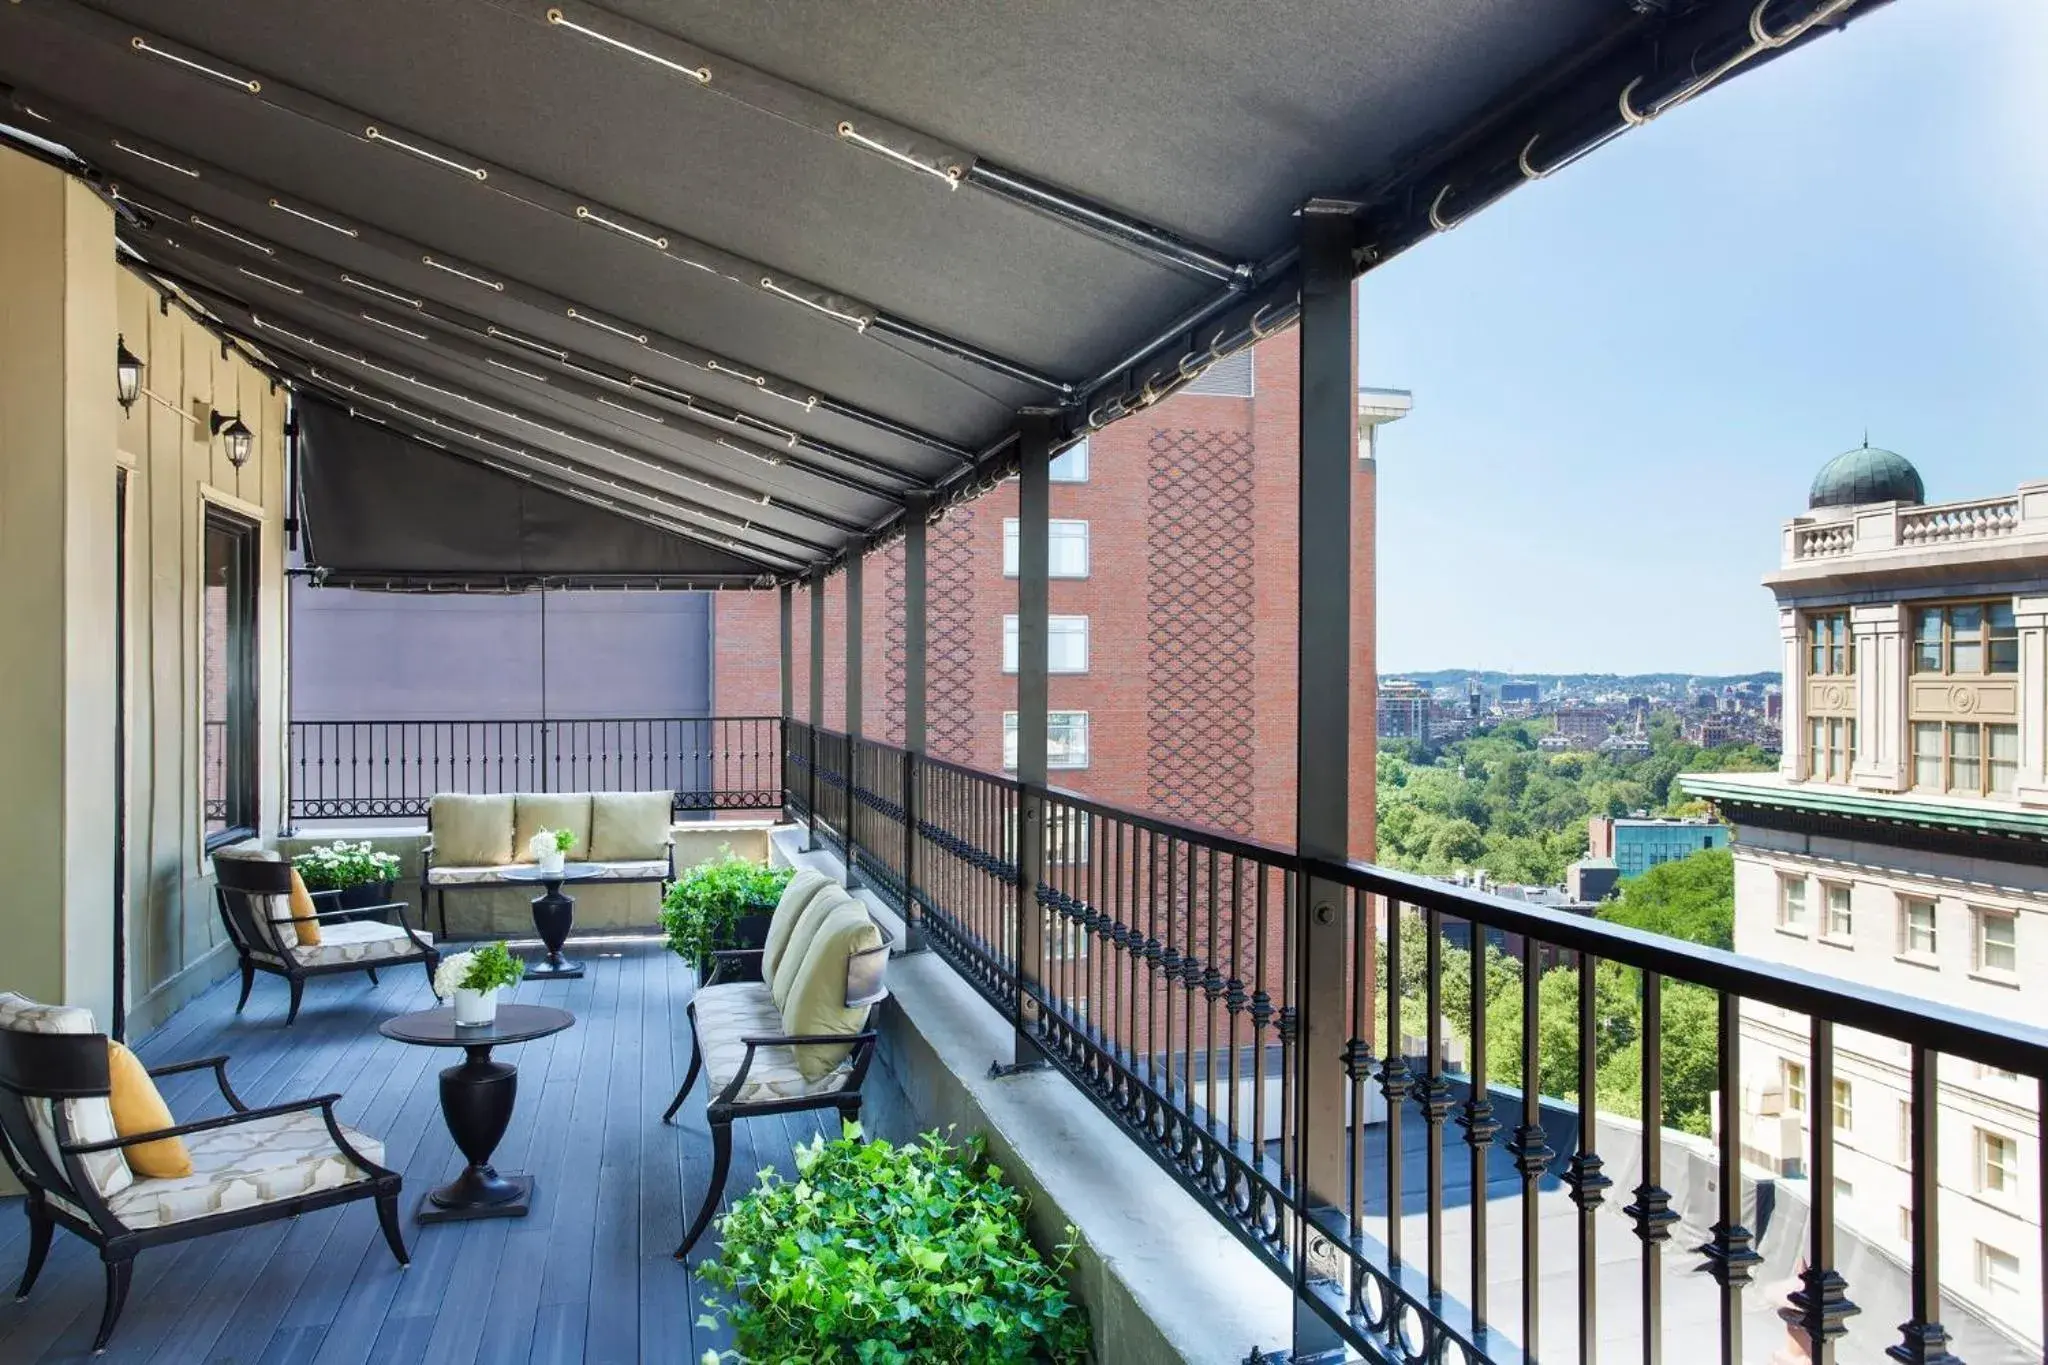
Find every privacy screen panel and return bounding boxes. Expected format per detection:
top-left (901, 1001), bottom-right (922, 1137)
top-left (295, 397), bottom-right (762, 587)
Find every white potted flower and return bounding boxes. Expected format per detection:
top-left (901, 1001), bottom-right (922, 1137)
top-left (528, 827), bottom-right (575, 876)
top-left (433, 942), bottom-right (526, 1026)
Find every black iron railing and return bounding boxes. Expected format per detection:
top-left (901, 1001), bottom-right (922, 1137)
top-left (287, 717), bottom-right (783, 821)
top-left (793, 720), bottom-right (2048, 1365)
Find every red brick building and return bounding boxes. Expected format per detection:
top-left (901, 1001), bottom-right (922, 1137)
top-left (713, 329), bottom-right (1397, 860)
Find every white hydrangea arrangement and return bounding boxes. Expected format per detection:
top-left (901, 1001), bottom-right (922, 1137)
top-left (433, 942), bottom-right (525, 999)
top-left (291, 839), bottom-right (402, 892)
top-left (528, 828), bottom-right (576, 860)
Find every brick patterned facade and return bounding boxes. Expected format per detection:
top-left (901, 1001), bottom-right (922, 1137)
top-left (713, 326), bottom-right (1378, 858)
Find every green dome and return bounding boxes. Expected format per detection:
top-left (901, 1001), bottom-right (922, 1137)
top-left (1808, 444), bottom-right (1924, 510)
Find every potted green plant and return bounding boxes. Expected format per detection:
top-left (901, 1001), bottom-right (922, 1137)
top-left (291, 840), bottom-right (403, 911)
top-left (659, 849), bottom-right (792, 978)
top-left (698, 1125), bottom-right (1089, 1363)
top-left (527, 827), bottom-right (575, 876)
top-left (433, 941), bottom-right (525, 1027)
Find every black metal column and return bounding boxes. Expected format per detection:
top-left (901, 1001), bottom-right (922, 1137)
top-left (807, 570), bottom-right (825, 853)
top-left (1293, 199), bottom-right (1356, 1361)
top-left (902, 493), bottom-right (929, 951)
top-left (1008, 412), bottom-right (1055, 1072)
top-left (844, 546), bottom-right (864, 887)
top-left (778, 583), bottom-right (793, 822)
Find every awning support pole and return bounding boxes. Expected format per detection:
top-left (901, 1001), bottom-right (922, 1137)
top-left (902, 493), bottom-right (929, 952)
top-left (778, 583), bottom-right (793, 823)
top-left (1293, 198), bottom-right (1359, 1362)
top-left (1003, 411), bottom-right (1054, 1074)
top-left (807, 570), bottom-right (825, 853)
top-left (843, 545), bottom-right (864, 889)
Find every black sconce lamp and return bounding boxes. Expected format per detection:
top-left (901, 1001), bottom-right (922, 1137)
top-left (115, 334), bottom-right (143, 413)
top-left (209, 409), bottom-right (255, 468)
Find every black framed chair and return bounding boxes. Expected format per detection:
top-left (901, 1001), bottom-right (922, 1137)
top-left (214, 850), bottom-right (438, 1025)
top-left (0, 997), bottom-right (407, 1353)
top-left (661, 878), bottom-right (890, 1259)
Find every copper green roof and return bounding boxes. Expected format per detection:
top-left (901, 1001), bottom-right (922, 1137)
top-left (1808, 444), bottom-right (1924, 510)
top-left (1679, 773), bottom-right (2048, 839)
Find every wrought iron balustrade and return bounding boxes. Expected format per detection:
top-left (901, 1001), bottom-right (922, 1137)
top-left (792, 721), bottom-right (2048, 1365)
top-left (287, 716), bottom-right (782, 822)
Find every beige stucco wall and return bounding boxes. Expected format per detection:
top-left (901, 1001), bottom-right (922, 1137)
top-left (0, 146), bottom-right (289, 1048)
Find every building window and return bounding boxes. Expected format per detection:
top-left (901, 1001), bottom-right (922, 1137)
top-left (1049, 437), bottom-right (1089, 483)
top-left (1779, 876), bottom-right (1809, 929)
top-left (1976, 1242), bottom-right (2021, 1299)
top-left (202, 507), bottom-right (260, 849)
top-left (1807, 716), bottom-right (1855, 782)
top-left (1913, 600), bottom-right (2018, 675)
top-left (1975, 909), bottom-right (2017, 975)
top-left (1806, 611), bottom-right (1855, 677)
top-left (1824, 883), bottom-right (1854, 938)
top-left (1899, 1206), bottom-right (1913, 1244)
top-left (1832, 1078), bottom-right (1854, 1133)
top-left (1910, 721), bottom-right (2018, 797)
top-left (1832, 1176), bottom-right (1855, 1205)
top-left (1900, 897), bottom-right (1938, 958)
top-left (1002, 711), bottom-right (1090, 770)
top-left (1002, 519), bottom-right (1090, 578)
top-left (1976, 1129), bottom-right (2019, 1198)
top-left (1002, 615), bottom-right (1089, 674)
top-left (1781, 1059), bottom-right (1807, 1114)
top-left (1898, 1100), bottom-right (1914, 1163)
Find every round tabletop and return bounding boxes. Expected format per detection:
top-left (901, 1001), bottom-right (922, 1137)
top-left (494, 862), bottom-right (605, 885)
top-left (379, 1004), bottom-right (576, 1048)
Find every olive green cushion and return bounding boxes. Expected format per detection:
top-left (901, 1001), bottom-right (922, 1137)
top-left (513, 793), bottom-right (594, 862)
top-left (778, 903), bottom-right (884, 1080)
top-left (587, 791), bottom-right (673, 861)
top-left (770, 885), bottom-right (854, 1012)
top-left (430, 794), bottom-right (516, 867)
top-left (760, 869), bottom-right (834, 983)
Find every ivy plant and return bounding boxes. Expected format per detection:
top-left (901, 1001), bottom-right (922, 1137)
top-left (659, 848), bottom-right (792, 967)
top-left (698, 1125), bottom-right (1089, 1365)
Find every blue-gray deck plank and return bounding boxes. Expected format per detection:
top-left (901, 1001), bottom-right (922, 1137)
top-left (0, 939), bottom-right (823, 1365)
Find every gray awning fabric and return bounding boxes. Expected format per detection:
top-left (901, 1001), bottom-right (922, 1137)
top-left (295, 395), bottom-right (769, 588)
top-left (0, 0), bottom-right (1893, 582)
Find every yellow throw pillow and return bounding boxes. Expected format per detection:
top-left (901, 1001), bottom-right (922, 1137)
top-left (106, 1042), bottom-right (192, 1179)
top-left (287, 868), bottom-right (323, 947)
top-left (778, 904), bottom-right (885, 1080)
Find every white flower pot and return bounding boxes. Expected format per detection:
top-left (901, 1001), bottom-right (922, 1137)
top-left (453, 986), bottom-right (500, 1027)
top-left (537, 849), bottom-right (566, 876)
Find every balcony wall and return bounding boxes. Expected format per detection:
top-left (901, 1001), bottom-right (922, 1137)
top-left (0, 146), bottom-right (290, 1052)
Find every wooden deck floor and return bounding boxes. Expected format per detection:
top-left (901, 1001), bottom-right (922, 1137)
top-left (0, 939), bottom-right (862, 1365)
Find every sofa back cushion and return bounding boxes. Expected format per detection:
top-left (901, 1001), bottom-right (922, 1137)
top-left (513, 793), bottom-right (594, 863)
top-left (212, 847), bottom-right (300, 959)
top-left (430, 793), bottom-right (516, 867)
top-left (759, 869), bottom-right (834, 983)
top-left (587, 791), bottom-right (673, 862)
top-left (770, 885), bottom-right (854, 1012)
top-left (778, 905), bottom-right (885, 1080)
top-left (0, 993), bottom-right (132, 1200)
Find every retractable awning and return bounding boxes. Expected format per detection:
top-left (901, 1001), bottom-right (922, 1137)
top-left (0, 0), bottom-right (1891, 584)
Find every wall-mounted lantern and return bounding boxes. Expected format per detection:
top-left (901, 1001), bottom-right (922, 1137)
top-left (115, 334), bottom-right (143, 413)
top-left (209, 409), bottom-right (254, 468)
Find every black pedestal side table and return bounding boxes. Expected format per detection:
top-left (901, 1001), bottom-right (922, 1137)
top-left (497, 862), bottom-right (604, 979)
top-left (379, 1004), bottom-right (575, 1224)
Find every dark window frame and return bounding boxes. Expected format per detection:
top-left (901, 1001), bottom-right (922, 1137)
top-left (203, 506), bottom-right (260, 851)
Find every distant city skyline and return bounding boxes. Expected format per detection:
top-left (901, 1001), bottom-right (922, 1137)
top-left (1363, 0), bottom-right (2048, 676)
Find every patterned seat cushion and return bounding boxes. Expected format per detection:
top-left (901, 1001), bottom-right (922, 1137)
top-left (290, 920), bottom-right (432, 968)
top-left (694, 983), bottom-right (852, 1105)
top-left (96, 1107), bottom-right (384, 1229)
top-left (426, 860), bottom-right (669, 886)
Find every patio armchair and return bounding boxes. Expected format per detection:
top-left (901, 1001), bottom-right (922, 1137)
top-left (0, 993), bottom-right (405, 1353)
top-left (214, 849), bottom-right (438, 1025)
top-left (662, 870), bottom-right (890, 1258)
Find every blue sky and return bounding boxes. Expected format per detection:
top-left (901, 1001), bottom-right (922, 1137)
top-left (1364, 0), bottom-right (2048, 676)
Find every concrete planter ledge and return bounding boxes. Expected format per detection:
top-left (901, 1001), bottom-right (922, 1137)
top-left (770, 828), bottom-right (1290, 1365)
